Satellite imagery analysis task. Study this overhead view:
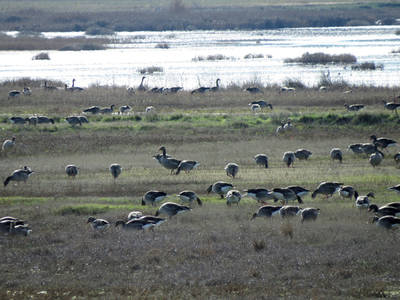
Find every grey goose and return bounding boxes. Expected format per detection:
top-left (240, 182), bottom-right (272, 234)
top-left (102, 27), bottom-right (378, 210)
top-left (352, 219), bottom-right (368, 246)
top-left (294, 149), bottom-right (312, 160)
top-left (372, 215), bottom-right (400, 229)
top-left (225, 163), bottom-right (239, 178)
top-left (299, 208), bottom-right (320, 223)
top-left (251, 205), bottom-right (282, 220)
top-left (338, 185), bottom-right (358, 200)
top-left (370, 135), bottom-right (397, 150)
top-left (355, 192), bottom-right (374, 209)
top-left (311, 182), bottom-right (343, 199)
top-left (109, 163), bottom-right (122, 180)
top-left (153, 146), bottom-right (181, 174)
top-left (65, 165), bottom-right (79, 178)
top-left (368, 204), bottom-right (400, 217)
top-left (178, 190), bottom-right (202, 206)
top-left (344, 103), bottom-right (364, 112)
top-left (382, 100), bottom-right (400, 115)
top-left (244, 188), bottom-right (273, 203)
top-left (226, 190), bottom-right (241, 206)
top-left (279, 205), bottom-right (302, 218)
top-left (87, 217), bottom-right (110, 231)
top-left (347, 143), bottom-right (364, 154)
top-left (4, 166), bottom-right (34, 187)
top-left (369, 151), bottom-right (384, 167)
top-left (271, 188), bottom-right (303, 204)
top-left (142, 191), bottom-right (167, 206)
top-left (330, 148), bottom-right (343, 163)
top-left (83, 106), bottom-right (100, 114)
top-left (155, 202), bottom-right (191, 217)
top-left (282, 151), bottom-right (295, 168)
top-left (254, 154), bottom-right (268, 168)
top-left (207, 181), bottom-right (234, 199)
top-left (176, 160), bottom-right (199, 175)
top-left (249, 100), bottom-right (273, 110)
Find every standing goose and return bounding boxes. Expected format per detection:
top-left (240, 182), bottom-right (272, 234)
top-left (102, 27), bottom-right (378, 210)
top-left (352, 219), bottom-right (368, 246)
top-left (65, 165), bottom-right (79, 178)
top-left (226, 190), bottom-right (242, 206)
top-left (282, 151), bottom-right (295, 168)
top-left (99, 104), bottom-right (115, 114)
top-left (2, 136), bottom-right (16, 155)
top-left (330, 148), bottom-right (343, 163)
top-left (299, 208), bottom-right (320, 223)
top-left (294, 149), bottom-right (312, 160)
top-left (370, 135), bottom-right (397, 150)
top-left (10, 224), bottom-right (32, 236)
top-left (394, 153), bottom-right (400, 167)
top-left (271, 188), bottom-right (303, 204)
top-left (109, 163), bottom-right (122, 180)
top-left (10, 116), bottom-right (28, 125)
top-left (176, 160), bottom-right (200, 175)
top-left (4, 166), bottom-right (34, 187)
top-left (87, 217), bottom-right (109, 231)
top-left (338, 185), bottom-right (358, 200)
top-left (344, 103), bottom-right (364, 112)
top-left (251, 205), bottom-right (282, 220)
top-left (207, 181), bottom-right (233, 199)
top-left (210, 78), bottom-right (221, 92)
top-left (119, 105), bottom-right (132, 114)
top-left (311, 182), bottom-right (343, 199)
top-left (137, 76), bottom-right (147, 92)
top-left (254, 154), bottom-right (268, 168)
top-left (191, 86), bottom-right (210, 94)
top-left (368, 204), bottom-right (400, 217)
top-left (347, 143), bottom-right (364, 154)
top-left (249, 100), bottom-right (273, 110)
top-left (65, 79), bottom-right (84, 91)
top-left (355, 192), bottom-right (374, 209)
top-left (360, 143), bottom-right (378, 155)
top-left (178, 190), bottom-right (202, 206)
top-left (142, 190), bottom-right (167, 206)
top-left (382, 100), bottom-right (400, 115)
top-left (369, 151), bottom-right (384, 167)
top-left (155, 202), bottom-right (191, 217)
top-left (244, 188), bottom-right (273, 203)
top-left (83, 106), bottom-right (100, 114)
top-left (153, 146), bottom-right (181, 174)
top-left (225, 163), bottom-right (239, 178)
top-left (279, 205), bottom-right (302, 218)
top-left (372, 215), bottom-right (400, 229)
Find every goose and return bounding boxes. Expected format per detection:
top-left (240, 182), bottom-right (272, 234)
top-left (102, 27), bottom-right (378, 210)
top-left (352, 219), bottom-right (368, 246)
top-left (394, 153), bottom-right (400, 167)
top-left (210, 78), bottom-right (221, 92)
top-left (2, 136), bottom-right (16, 155)
top-left (249, 100), bottom-right (273, 110)
top-left (164, 87), bottom-right (182, 94)
top-left (251, 205), bottom-right (282, 220)
top-left (175, 160), bottom-right (200, 175)
top-left (116, 217), bottom-right (165, 230)
top-left (4, 166), bottom-right (34, 187)
top-left (137, 76), bottom-right (147, 92)
top-left (299, 208), bottom-right (320, 223)
top-left (279, 205), bottom-right (302, 218)
top-left (8, 90), bottom-right (21, 99)
top-left (254, 154), bottom-right (268, 168)
top-left (99, 104), bottom-right (115, 114)
top-left (338, 185), bottom-right (358, 200)
top-left (142, 190), bottom-right (167, 206)
top-left (382, 100), bottom-right (400, 115)
top-left (119, 105), bottom-right (132, 114)
top-left (360, 143), bottom-right (378, 155)
top-left (347, 143), bottom-right (364, 154)
top-left (275, 123), bottom-right (285, 135)
top-left (136, 215), bottom-right (166, 226)
top-left (388, 184), bottom-right (400, 194)
top-left (83, 106), bottom-right (100, 114)
top-left (226, 190), bottom-right (241, 206)
top-left (178, 190), bottom-right (202, 206)
top-left (37, 116), bottom-right (55, 124)
top-left (311, 182), bottom-right (343, 198)
top-left (330, 148), bottom-right (343, 163)
top-left (207, 181), bottom-right (233, 199)
top-left (286, 186), bottom-right (310, 198)
top-left (145, 106), bottom-right (155, 113)
top-left (244, 188), bottom-right (273, 203)
top-left (0, 219), bottom-right (25, 233)
top-left (372, 215), bottom-right (400, 229)
top-left (128, 211), bottom-right (143, 220)
top-left (149, 87), bottom-right (163, 93)
top-left (87, 217), bottom-right (109, 231)
top-left (271, 187), bottom-right (303, 204)
top-left (22, 87), bottom-right (31, 96)
top-left (225, 163), bottom-right (239, 178)
top-left (43, 81), bottom-right (57, 91)
top-left (282, 151), bottom-right (295, 167)
top-left (0, 216), bottom-right (23, 223)
top-left (78, 116), bottom-right (89, 124)
top-left (10, 224), bottom-right (32, 236)
top-left (370, 135), bottom-right (397, 150)
top-left (65, 165), bottom-right (79, 178)
top-left (65, 79), bottom-right (84, 92)
top-left (319, 86), bottom-right (327, 91)
top-left (344, 103), bottom-right (364, 112)
top-left (65, 116), bottom-right (82, 126)
top-left (155, 202), bottom-right (191, 217)
top-left (191, 86), bottom-right (210, 94)
top-left (294, 149), bottom-right (312, 160)
top-left (386, 202), bottom-right (400, 209)
top-left (27, 116), bottom-right (38, 125)
top-left (368, 204), bottom-right (400, 217)
top-left (9, 116), bottom-right (28, 125)
top-left (369, 151), bottom-right (384, 167)
top-left (109, 163), bottom-right (122, 180)
top-left (127, 87), bottom-right (135, 95)
top-left (250, 103), bottom-right (261, 113)
top-left (283, 120), bottom-right (293, 131)
top-left (355, 192), bottom-right (374, 209)
top-left (154, 146), bottom-right (181, 174)
top-left (245, 87), bottom-right (263, 94)
top-left (280, 86), bottom-right (296, 93)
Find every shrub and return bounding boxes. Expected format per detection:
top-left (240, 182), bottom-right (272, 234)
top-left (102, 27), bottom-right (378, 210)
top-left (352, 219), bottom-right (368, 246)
top-left (284, 52), bottom-right (357, 65)
top-left (192, 54), bottom-right (233, 61)
top-left (282, 78), bottom-right (306, 89)
top-left (244, 53), bottom-right (264, 59)
top-left (351, 62), bottom-right (383, 71)
top-left (138, 66), bottom-right (164, 74)
top-left (155, 43), bottom-right (170, 49)
top-left (59, 43), bottom-right (106, 51)
top-left (32, 52), bottom-right (50, 60)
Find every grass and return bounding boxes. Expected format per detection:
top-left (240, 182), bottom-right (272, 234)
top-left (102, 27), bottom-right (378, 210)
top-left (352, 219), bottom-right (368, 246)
top-left (284, 52), bottom-right (357, 65)
top-left (0, 81), bottom-right (400, 298)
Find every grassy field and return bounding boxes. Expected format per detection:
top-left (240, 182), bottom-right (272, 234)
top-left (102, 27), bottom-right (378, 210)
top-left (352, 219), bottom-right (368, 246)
top-left (1, 82), bottom-right (400, 298)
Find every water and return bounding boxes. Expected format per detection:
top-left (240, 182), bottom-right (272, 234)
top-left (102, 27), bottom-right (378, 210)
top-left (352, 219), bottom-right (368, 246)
top-left (1, 25), bottom-right (400, 89)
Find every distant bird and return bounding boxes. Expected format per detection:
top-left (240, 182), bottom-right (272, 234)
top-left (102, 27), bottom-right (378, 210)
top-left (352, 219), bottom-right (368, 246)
top-left (149, 87), bottom-right (163, 93)
top-left (8, 90), bottom-right (21, 99)
top-left (282, 151), bottom-right (295, 167)
top-left (280, 86), bottom-right (296, 93)
top-left (137, 76), bottom-right (147, 92)
top-left (153, 146), bottom-right (181, 174)
top-left (99, 104), bottom-right (115, 114)
top-left (109, 163), bottom-right (122, 180)
top-left (127, 211), bottom-right (144, 220)
top-left (2, 136), bottom-right (16, 155)
top-left (330, 148), bottom-right (343, 163)
top-left (344, 103), bottom-right (364, 112)
top-left (22, 87), bottom-right (31, 96)
top-left (294, 149), bottom-right (312, 160)
top-left (87, 217), bottom-right (109, 231)
top-left (369, 151), bottom-right (384, 167)
top-left (279, 205), bottom-right (302, 218)
top-left (43, 81), bottom-right (58, 91)
top-left (249, 100), bottom-right (272, 110)
top-left (178, 190), bottom-right (202, 206)
top-left (78, 116), bottom-right (89, 124)
top-left (155, 202), bottom-right (191, 218)
top-left (37, 116), bottom-right (54, 124)
top-left (360, 143), bottom-right (379, 155)
top-left (394, 153), bottom-right (400, 167)
top-left (164, 86), bottom-right (182, 94)
top-left (207, 181), bottom-right (233, 199)
top-left (355, 192), bottom-right (374, 209)
top-left (312, 182), bottom-right (343, 199)
top-left (286, 186), bottom-right (310, 199)
top-left (9, 116), bottom-right (28, 125)
top-left (127, 87), bottom-right (135, 95)
top-left (226, 190), bottom-right (241, 206)
top-left (10, 224), bottom-right (32, 236)
top-left (372, 215), bottom-right (400, 229)
top-left (65, 116), bottom-right (82, 126)
top-left (119, 105), bottom-right (132, 114)
top-left (338, 185), bottom-right (358, 200)
top-left (370, 135), bottom-right (397, 150)
top-left (142, 190), bottom-right (167, 206)
top-left (244, 87), bottom-right (263, 94)
top-left (65, 79), bottom-right (84, 92)
top-left (251, 205), bottom-right (282, 220)
top-left (250, 104), bottom-right (261, 113)
top-left (4, 166), bottom-right (34, 187)
top-left (271, 188), bottom-right (303, 204)
top-left (191, 86), bottom-right (210, 94)
top-left (383, 100), bottom-right (400, 115)
top-left (145, 106), bottom-right (155, 113)
top-left (244, 188), bottom-right (273, 203)
top-left (176, 160), bottom-right (199, 175)
top-left (115, 217), bottom-right (165, 231)
top-left (283, 120), bottom-right (293, 131)
top-left (210, 78), bottom-right (221, 92)
top-left (254, 154), bottom-right (268, 168)
top-left (319, 86), bottom-right (327, 91)
top-left (368, 204), bottom-right (400, 217)
top-left (275, 123), bottom-right (285, 135)
top-left (388, 184), bottom-right (400, 194)
top-left (65, 165), bottom-right (79, 178)
top-left (225, 163), bottom-right (239, 178)
top-left (83, 106), bottom-right (100, 114)
top-left (299, 208), bottom-right (320, 223)
top-left (347, 143), bottom-right (364, 154)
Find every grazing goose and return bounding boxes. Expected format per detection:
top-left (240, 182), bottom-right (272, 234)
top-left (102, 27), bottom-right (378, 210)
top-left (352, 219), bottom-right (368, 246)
top-left (191, 86), bottom-right (210, 94)
top-left (394, 153), bottom-right (400, 168)
top-left (145, 106), bottom-right (155, 113)
top-left (283, 120), bottom-right (293, 131)
top-left (344, 103), bottom-right (364, 112)
top-left (282, 151), bottom-right (295, 167)
top-left (286, 186), bottom-right (310, 198)
top-left (87, 217), bottom-right (109, 231)
top-left (176, 160), bottom-right (200, 175)
top-left (4, 166), bottom-right (34, 187)
top-left (355, 192), bottom-right (374, 209)
top-left (388, 184), bottom-right (400, 194)
top-left (0, 219), bottom-right (25, 233)
top-left (9, 116), bottom-right (28, 125)
top-left (369, 151), bottom-right (384, 167)
top-left (225, 163), bottom-right (239, 178)
top-left (330, 148), bottom-right (343, 163)
top-left (245, 87), bottom-right (263, 94)
top-left (8, 90), bottom-right (21, 99)
top-left (10, 224), bottom-right (32, 236)
top-left (127, 211), bottom-right (144, 220)
top-left (372, 215), bottom-right (400, 229)
top-left (207, 181), bottom-right (233, 199)
top-left (360, 143), bottom-right (378, 155)
top-left (142, 190), bottom-right (167, 206)
top-left (99, 104), bottom-right (115, 114)
top-left (155, 202), bottom-right (191, 217)
top-left (368, 204), bottom-right (400, 217)
top-left (164, 87), bottom-right (183, 94)
top-left (383, 100), bottom-right (400, 115)
top-left (119, 105), bottom-right (132, 114)
top-left (178, 190), bottom-right (202, 206)
top-left (36, 116), bottom-right (54, 124)
top-left (116, 216), bottom-right (165, 230)
top-left (280, 86), bottom-right (296, 93)
top-left (210, 78), bottom-right (221, 92)
top-left (226, 190), bottom-right (242, 206)
top-left (251, 205), bottom-right (282, 220)
top-left (279, 205), bottom-right (302, 218)
top-left (386, 202), bottom-right (400, 209)
top-left (153, 146), bottom-right (181, 174)
top-left (244, 188), bottom-right (273, 203)
top-left (109, 163), bottom-right (122, 180)
top-left (2, 136), bottom-right (16, 155)
top-left (347, 143), bottom-right (364, 154)
top-left (299, 208), bottom-right (320, 223)
top-left (250, 103), bottom-right (261, 113)
top-left (83, 106), bottom-right (100, 114)
top-left (254, 154), bottom-right (268, 168)
top-left (65, 165), bottom-right (79, 178)
top-left (271, 188), bottom-right (303, 204)
top-left (249, 100), bottom-right (273, 110)
top-left (65, 116), bottom-right (82, 126)
top-left (312, 182), bottom-right (343, 199)
top-left (78, 116), bottom-right (89, 124)
top-left (338, 185), bottom-right (358, 200)
top-left (370, 135), bottom-right (397, 150)
top-left (294, 149), bottom-right (312, 160)
top-left (137, 76), bottom-right (147, 92)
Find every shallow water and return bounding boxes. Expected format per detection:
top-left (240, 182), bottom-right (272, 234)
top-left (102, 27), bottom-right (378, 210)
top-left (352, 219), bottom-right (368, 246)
top-left (1, 25), bottom-right (400, 89)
